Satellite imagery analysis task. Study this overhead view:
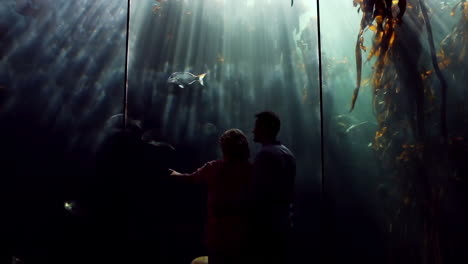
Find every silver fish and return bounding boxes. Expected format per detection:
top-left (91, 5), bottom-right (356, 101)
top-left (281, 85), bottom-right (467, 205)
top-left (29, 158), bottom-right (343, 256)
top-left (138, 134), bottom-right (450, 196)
top-left (167, 72), bottom-right (206, 88)
top-left (345, 121), bottom-right (369, 134)
top-left (64, 200), bottom-right (81, 215)
top-left (148, 141), bottom-right (175, 151)
top-left (64, 201), bottom-right (74, 212)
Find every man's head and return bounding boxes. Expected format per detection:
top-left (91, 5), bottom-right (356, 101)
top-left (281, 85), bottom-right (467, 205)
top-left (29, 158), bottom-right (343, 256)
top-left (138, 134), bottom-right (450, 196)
top-left (219, 129), bottom-right (250, 162)
top-left (253, 111), bottom-right (280, 143)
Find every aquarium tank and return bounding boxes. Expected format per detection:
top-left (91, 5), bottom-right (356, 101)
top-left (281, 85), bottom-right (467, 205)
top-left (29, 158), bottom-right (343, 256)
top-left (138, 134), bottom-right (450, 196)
top-left (0, 0), bottom-right (466, 264)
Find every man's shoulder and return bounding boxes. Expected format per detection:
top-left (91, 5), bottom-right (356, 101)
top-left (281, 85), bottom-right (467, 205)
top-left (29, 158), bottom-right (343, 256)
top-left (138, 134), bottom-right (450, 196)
top-left (255, 144), bottom-right (292, 163)
top-left (256, 145), bottom-right (277, 157)
top-left (259, 144), bottom-right (294, 156)
top-left (278, 145), bottom-right (295, 159)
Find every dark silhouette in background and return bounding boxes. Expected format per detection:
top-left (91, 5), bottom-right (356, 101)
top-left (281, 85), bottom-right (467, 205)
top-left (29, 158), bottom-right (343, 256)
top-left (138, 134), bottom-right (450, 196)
top-left (80, 117), bottom-right (177, 264)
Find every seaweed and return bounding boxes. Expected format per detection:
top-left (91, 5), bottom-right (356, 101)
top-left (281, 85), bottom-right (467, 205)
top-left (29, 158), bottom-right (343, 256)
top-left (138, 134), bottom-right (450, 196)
top-left (350, 0), bottom-right (468, 263)
top-left (350, 0), bottom-right (405, 112)
top-left (418, 0), bottom-right (448, 143)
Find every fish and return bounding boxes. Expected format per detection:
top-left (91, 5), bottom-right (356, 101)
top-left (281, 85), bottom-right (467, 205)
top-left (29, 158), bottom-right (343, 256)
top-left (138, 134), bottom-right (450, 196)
top-left (168, 72), bottom-right (206, 88)
top-left (217, 54), bottom-right (225, 63)
top-left (104, 114), bottom-right (143, 133)
top-left (15, 0), bottom-right (47, 18)
top-left (64, 200), bottom-right (81, 215)
top-left (153, 5), bottom-right (162, 13)
top-left (148, 141), bottom-right (175, 151)
top-left (345, 121), bottom-right (370, 133)
top-left (141, 128), bottom-right (162, 143)
top-left (291, 0), bottom-right (294, 7)
top-left (141, 129), bottom-right (176, 151)
top-left (191, 256), bottom-right (208, 264)
top-left (153, 0), bottom-right (163, 13)
top-left (200, 122), bottom-right (218, 136)
top-left (450, 0), bottom-right (465, 16)
top-left (297, 40), bottom-right (309, 50)
top-left (11, 256), bottom-right (23, 264)
top-left (64, 201), bottom-right (74, 211)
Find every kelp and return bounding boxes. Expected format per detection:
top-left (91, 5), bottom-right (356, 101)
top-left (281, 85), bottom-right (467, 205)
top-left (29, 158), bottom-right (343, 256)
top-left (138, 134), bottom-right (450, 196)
top-left (418, 0), bottom-right (448, 142)
top-left (350, 0), bottom-right (406, 112)
top-left (350, 0), bottom-right (467, 263)
top-left (439, 1), bottom-right (468, 72)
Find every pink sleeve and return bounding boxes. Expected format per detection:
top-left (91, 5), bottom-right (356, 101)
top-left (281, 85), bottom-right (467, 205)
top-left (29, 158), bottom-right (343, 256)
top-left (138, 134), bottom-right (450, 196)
top-left (179, 160), bottom-right (217, 184)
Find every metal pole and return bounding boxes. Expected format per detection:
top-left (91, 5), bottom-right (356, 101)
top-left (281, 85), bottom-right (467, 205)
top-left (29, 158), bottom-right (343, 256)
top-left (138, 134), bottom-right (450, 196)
top-left (316, 0), bottom-right (325, 203)
top-left (123, 0), bottom-right (131, 131)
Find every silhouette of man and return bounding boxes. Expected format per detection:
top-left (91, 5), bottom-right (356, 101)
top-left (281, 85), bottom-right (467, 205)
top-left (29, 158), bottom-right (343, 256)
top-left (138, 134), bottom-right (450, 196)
top-left (248, 111), bottom-right (296, 264)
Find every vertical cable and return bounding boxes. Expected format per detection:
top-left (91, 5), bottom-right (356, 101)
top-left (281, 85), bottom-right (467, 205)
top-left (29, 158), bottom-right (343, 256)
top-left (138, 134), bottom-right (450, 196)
top-left (123, 0), bottom-right (131, 131)
top-left (315, 2), bottom-right (328, 262)
top-left (316, 0), bottom-right (325, 203)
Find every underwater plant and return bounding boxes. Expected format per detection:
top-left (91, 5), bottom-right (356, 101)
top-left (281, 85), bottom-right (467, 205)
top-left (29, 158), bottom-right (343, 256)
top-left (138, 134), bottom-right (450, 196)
top-left (350, 0), bottom-right (407, 112)
top-left (349, 0), bottom-right (467, 263)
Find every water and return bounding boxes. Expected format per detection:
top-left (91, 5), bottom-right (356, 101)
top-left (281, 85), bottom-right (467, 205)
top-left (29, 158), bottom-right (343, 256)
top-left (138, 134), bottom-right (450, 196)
top-left (0, 0), bottom-right (466, 263)
top-left (128, 0), bottom-right (321, 184)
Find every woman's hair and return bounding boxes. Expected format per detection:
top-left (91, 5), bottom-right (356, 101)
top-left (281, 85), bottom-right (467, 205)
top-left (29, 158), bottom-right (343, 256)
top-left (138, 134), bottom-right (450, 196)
top-left (219, 129), bottom-right (250, 162)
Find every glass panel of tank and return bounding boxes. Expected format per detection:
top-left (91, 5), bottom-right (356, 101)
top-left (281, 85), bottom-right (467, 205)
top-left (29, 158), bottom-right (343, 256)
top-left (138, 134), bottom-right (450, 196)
top-left (0, 0), bottom-right (127, 262)
top-left (320, 0), bottom-right (468, 263)
top-left (127, 0), bottom-right (321, 262)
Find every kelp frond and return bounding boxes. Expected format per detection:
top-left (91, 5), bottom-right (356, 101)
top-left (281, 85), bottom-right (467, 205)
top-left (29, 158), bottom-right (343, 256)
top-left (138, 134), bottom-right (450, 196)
top-left (350, 0), bottom-right (406, 112)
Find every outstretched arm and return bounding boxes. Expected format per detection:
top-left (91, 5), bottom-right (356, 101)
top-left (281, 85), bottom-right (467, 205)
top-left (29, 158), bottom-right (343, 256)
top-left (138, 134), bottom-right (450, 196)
top-left (169, 161), bottom-right (215, 184)
top-left (169, 169), bottom-right (184, 176)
